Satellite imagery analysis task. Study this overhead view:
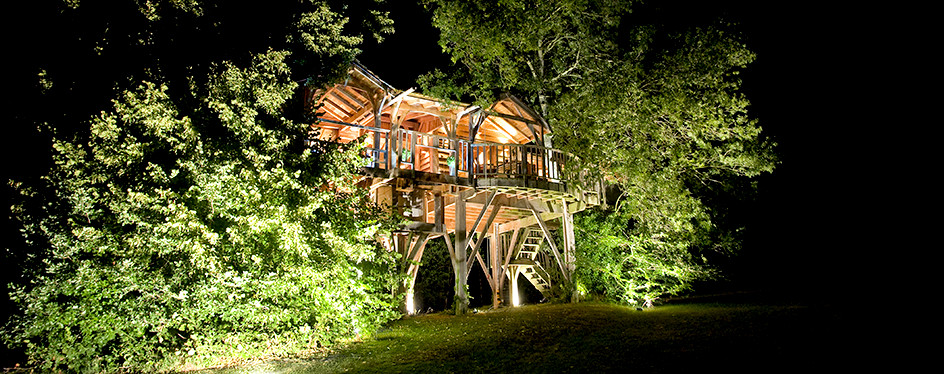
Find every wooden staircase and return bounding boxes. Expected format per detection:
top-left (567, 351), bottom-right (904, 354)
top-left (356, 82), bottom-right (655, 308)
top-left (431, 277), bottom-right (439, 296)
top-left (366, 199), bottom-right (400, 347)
top-left (509, 229), bottom-right (553, 294)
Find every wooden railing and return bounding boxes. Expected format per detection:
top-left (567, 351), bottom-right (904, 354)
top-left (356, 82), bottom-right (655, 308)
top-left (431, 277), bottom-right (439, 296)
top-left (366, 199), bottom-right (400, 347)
top-left (389, 128), bottom-right (471, 177)
top-left (313, 120), bottom-right (589, 189)
top-left (470, 142), bottom-right (569, 183)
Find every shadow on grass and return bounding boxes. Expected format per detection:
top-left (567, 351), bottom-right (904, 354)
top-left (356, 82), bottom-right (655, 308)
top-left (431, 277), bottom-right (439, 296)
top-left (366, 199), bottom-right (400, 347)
top-left (198, 301), bottom-right (858, 373)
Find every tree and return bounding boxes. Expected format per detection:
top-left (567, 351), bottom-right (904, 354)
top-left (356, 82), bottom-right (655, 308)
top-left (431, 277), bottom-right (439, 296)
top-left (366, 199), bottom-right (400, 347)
top-left (3, 1), bottom-right (400, 371)
top-left (420, 0), bottom-right (623, 117)
top-left (421, 0), bottom-right (775, 304)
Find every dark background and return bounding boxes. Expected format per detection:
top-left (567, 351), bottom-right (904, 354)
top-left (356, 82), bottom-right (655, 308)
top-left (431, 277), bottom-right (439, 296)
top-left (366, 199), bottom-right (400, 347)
top-left (357, 0), bottom-right (895, 305)
top-left (2, 0), bottom-right (916, 366)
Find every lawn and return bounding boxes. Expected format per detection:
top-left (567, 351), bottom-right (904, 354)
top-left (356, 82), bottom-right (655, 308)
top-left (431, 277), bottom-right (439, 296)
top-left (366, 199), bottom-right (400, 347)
top-left (201, 301), bottom-right (855, 373)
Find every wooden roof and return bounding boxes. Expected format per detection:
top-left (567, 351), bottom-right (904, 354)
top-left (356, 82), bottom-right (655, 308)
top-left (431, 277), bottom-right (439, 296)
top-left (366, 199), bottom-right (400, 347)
top-left (311, 63), bottom-right (550, 145)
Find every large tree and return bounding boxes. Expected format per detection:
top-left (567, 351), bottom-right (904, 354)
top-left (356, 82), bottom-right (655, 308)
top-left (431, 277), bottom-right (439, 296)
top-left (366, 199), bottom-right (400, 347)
top-left (422, 0), bottom-right (775, 303)
top-left (3, 1), bottom-right (400, 371)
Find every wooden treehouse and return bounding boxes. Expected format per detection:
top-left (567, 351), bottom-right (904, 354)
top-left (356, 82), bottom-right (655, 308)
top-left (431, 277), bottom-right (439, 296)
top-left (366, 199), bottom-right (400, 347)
top-left (307, 63), bottom-right (603, 313)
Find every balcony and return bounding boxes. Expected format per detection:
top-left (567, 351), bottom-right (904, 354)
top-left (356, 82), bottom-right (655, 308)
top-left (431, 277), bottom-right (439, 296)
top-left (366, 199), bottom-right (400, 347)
top-left (307, 63), bottom-right (600, 206)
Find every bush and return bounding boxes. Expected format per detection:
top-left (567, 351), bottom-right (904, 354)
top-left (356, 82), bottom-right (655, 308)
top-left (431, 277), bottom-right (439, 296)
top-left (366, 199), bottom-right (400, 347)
top-left (4, 49), bottom-right (400, 374)
top-left (573, 208), bottom-right (714, 307)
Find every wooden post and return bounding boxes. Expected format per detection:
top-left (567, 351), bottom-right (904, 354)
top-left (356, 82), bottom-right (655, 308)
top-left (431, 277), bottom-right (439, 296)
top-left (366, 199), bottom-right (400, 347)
top-left (369, 92), bottom-right (386, 171)
top-left (562, 199), bottom-right (577, 303)
top-left (498, 228), bottom-right (521, 303)
top-left (452, 190), bottom-right (471, 314)
top-left (401, 233), bottom-right (429, 314)
top-left (510, 265), bottom-right (521, 307)
top-left (490, 222), bottom-right (501, 308)
top-left (531, 205), bottom-right (568, 283)
top-left (434, 193), bottom-right (444, 233)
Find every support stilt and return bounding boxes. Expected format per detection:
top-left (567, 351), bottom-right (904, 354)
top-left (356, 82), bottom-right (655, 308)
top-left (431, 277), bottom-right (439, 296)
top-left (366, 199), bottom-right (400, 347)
top-left (561, 200), bottom-right (578, 303)
top-left (489, 222), bottom-right (501, 308)
top-left (451, 190), bottom-right (471, 314)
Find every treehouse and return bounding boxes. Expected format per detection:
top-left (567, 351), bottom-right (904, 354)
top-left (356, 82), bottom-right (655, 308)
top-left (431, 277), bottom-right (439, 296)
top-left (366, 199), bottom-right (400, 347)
top-left (307, 62), bottom-right (603, 313)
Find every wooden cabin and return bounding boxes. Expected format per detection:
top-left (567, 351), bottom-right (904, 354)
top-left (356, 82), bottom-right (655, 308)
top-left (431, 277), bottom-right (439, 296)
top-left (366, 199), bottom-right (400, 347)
top-left (307, 62), bottom-right (602, 313)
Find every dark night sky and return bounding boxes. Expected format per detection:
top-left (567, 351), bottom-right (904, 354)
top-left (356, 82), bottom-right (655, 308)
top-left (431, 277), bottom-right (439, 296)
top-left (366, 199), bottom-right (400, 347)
top-left (0, 2), bottom-right (924, 369)
top-left (360, 1), bottom-right (840, 300)
top-left (358, 0), bottom-right (898, 303)
top-left (1, 1), bottom-right (913, 308)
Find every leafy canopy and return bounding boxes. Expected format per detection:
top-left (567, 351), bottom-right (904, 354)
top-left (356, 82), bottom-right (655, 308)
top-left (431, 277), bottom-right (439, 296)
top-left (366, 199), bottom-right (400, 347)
top-left (4, 1), bottom-right (400, 371)
top-left (422, 0), bottom-right (776, 304)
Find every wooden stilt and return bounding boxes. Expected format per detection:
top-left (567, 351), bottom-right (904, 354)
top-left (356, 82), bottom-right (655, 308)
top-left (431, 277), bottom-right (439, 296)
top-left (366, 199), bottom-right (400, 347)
top-left (561, 199), bottom-right (577, 302)
top-left (401, 233), bottom-right (429, 314)
top-left (452, 190), bottom-right (471, 314)
top-left (490, 222), bottom-right (501, 308)
top-left (510, 265), bottom-right (521, 307)
top-left (530, 204), bottom-right (569, 283)
top-left (498, 228), bottom-right (521, 301)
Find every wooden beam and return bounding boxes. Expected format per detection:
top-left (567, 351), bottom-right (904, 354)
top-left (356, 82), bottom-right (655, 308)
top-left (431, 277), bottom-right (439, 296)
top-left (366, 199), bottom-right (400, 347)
top-left (434, 193), bottom-right (444, 233)
top-left (443, 233), bottom-right (455, 262)
top-left (490, 221), bottom-right (502, 308)
top-left (500, 228), bottom-right (522, 291)
top-left (486, 115), bottom-right (522, 143)
top-left (452, 189), bottom-right (472, 314)
top-left (403, 233), bottom-right (430, 272)
top-left (530, 204), bottom-right (569, 283)
top-left (561, 199), bottom-right (576, 300)
top-left (466, 204), bottom-right (500, 277)
top-left (466, 191), bottom-right (497, 239)
top-left (393, 101), bottom-right (449, 118)
top-left (496, 211), bottom-right (562, 234)
top-left (474, 251), bottom-right (492, 288)
top-left (381, 88), bottom-right (415, 112)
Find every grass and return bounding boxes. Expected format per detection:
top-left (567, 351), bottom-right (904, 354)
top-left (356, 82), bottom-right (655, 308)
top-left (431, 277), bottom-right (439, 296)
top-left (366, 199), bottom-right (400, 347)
top-left (200, 300), bottom-right (856, 373)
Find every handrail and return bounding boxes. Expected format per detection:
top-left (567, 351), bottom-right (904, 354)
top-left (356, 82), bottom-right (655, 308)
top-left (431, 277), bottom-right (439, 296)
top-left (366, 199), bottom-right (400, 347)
top-left (469, 141), bottom-right (573, 185)
top-left (311, 121), bottom-right (593, 190)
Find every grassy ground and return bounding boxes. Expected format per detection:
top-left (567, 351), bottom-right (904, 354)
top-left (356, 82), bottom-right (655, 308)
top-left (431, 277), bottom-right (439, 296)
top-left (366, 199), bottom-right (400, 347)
top-left (201, 301), bottom-right (857, 373)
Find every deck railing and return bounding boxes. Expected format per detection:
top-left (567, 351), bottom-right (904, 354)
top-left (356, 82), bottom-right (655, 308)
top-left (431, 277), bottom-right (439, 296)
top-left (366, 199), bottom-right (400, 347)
top-left (313, 120), bottom-right (589, 189)
top-left (470, 142), bottom-right (569, 183)
top-left (390, 128), bottom-right (471, 177)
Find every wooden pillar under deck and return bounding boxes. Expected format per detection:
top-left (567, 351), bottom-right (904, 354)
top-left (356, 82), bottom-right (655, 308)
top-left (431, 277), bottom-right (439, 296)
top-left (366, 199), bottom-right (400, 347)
top-left (561, 199), bottom-right (577, 302)
top-left (401, 233), bottom-right (429, 314)
top-left (489, 222), bottom-right (501, 308)
top-left (451, 189), bottom-right (471, 314)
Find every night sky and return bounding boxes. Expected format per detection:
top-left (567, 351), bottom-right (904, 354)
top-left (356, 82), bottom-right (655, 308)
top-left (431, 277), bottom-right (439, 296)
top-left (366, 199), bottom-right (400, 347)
top-left (1, 1), bottom-right (905, 314)
top-left (357, 0), bottom-right (902, 305)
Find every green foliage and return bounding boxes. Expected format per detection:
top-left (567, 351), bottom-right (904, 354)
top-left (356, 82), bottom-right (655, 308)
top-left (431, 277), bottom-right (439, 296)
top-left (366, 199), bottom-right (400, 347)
top-left (573, 209), bottom-right (713, 306)
top-left (421, 0), bottom-right (624, 113)
top-left (424, 0), bottom-right (776, 303)
top-left (552, 22), bottom-right (776, 260)
top-left (413, 237), bottom-right (453, 312)
top-left (4, 1), bottom-right (400, 372)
